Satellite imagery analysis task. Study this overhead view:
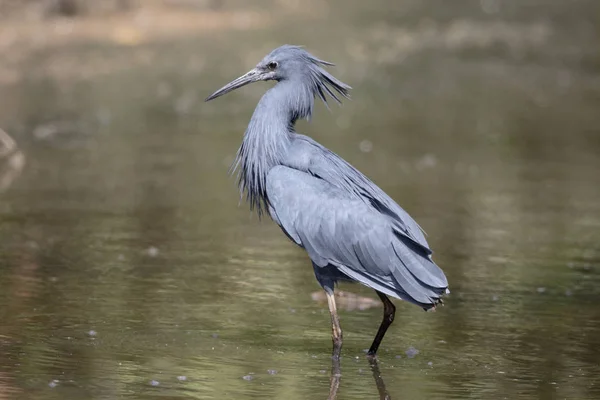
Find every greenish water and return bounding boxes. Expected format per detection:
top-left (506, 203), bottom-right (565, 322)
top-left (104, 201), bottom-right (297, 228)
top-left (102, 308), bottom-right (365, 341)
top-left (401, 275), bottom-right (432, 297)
top-left (1, 1), bottom-right (600, 399)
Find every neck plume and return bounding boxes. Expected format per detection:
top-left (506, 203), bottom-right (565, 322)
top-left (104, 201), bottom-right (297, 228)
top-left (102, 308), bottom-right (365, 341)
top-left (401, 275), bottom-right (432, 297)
top-left (232, 88), bottom-right (292, 216)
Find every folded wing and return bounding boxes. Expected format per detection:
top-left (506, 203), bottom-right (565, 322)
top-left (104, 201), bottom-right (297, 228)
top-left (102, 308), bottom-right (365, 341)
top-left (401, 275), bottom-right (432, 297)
top-left (267, 166), bottom-right (448, 309)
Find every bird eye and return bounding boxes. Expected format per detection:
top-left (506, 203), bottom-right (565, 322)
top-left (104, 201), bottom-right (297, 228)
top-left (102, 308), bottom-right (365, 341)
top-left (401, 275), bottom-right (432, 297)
top-left (266, 61), bottom-right (278, 71)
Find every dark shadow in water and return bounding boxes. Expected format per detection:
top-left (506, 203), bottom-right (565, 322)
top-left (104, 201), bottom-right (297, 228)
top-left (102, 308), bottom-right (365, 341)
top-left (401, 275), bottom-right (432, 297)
top-left (328, 357), bottom-right (341, 400)
top-left (368, 357), bottom-right (392, 400)
top-left (328, 356), bottom-right (392, 400)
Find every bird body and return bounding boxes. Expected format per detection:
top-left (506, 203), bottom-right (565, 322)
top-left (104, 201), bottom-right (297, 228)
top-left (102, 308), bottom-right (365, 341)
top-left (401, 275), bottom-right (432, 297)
top-left (206, 45), bottom-right (449, 357)
top-left (266, 136), bottom-right (447, 308)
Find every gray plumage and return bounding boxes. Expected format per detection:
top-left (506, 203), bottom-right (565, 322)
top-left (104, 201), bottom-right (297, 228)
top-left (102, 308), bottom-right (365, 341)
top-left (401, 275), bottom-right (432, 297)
top-left (206, 45), bottom-right (449, 356)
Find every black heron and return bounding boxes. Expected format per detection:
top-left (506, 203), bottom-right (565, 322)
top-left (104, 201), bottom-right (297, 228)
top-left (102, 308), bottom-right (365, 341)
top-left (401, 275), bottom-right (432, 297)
top-left (206, 45), bottom-right (449, 359)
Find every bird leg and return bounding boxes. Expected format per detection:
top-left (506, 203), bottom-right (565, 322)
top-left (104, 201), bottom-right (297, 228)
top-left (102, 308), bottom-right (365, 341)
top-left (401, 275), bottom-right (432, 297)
top-left (325, 287), bottom-right (343, 360)
top-left (367, 291), bottom-right (396, 357)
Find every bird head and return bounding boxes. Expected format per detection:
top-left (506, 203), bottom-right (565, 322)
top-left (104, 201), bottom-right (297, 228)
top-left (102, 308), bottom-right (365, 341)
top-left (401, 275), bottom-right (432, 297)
top-left (205, 45), bottom-right (351, 104)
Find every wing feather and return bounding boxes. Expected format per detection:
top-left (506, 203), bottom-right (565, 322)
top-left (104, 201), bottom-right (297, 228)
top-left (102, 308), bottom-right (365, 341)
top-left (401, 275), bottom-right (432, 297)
top-left (267, 166), bottom-right (448, 307)
top-left (286, 135), bottom-right (432, 255)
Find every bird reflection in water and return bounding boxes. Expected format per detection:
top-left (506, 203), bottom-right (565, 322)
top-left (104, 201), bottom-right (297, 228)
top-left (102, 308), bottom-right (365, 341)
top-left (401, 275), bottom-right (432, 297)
top-left (328, 356), bottom-right (391, 400)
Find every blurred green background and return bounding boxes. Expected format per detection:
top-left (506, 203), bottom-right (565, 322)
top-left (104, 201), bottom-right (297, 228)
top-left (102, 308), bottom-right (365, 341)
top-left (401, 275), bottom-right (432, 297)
top-left (0, 0), bottom-right (599, 399)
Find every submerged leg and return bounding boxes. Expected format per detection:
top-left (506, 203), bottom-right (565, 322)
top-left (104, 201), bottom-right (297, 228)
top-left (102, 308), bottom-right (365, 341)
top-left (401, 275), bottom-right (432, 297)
top-left (367, 291), bottom-right (396, 357)
top-left (324, 287), bottom-right (343, 359)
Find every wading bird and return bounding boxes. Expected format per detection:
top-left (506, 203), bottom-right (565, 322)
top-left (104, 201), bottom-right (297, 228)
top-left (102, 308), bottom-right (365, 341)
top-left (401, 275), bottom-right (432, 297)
top-left (206, 45), bottom-right (449, 358)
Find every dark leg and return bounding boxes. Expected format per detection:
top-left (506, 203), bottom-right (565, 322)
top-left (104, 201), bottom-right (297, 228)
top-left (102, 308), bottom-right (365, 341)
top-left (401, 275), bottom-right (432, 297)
top-left (367, 291), bottom-right (396, 357)
top-left (324, 287), bottom-right (343, 359)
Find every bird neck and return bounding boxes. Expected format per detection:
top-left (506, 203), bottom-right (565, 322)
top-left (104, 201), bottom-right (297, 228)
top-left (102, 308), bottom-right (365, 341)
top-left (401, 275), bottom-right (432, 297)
top-left (234, 82), bottom-right (306, 214)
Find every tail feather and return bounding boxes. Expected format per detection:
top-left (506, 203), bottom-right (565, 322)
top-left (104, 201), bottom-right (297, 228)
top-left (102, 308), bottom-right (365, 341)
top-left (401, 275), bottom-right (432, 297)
top-left (335, 254), bottom-right (447, 311)
top-left (392, 230), bottom-right (448, 289)
top-left (381, 235), bottom-right (448, 310)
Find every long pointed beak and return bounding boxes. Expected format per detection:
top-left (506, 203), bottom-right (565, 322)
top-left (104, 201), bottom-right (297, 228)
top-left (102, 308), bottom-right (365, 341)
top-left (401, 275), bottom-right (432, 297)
top-left (205, 68), bottom-right (262, 102)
